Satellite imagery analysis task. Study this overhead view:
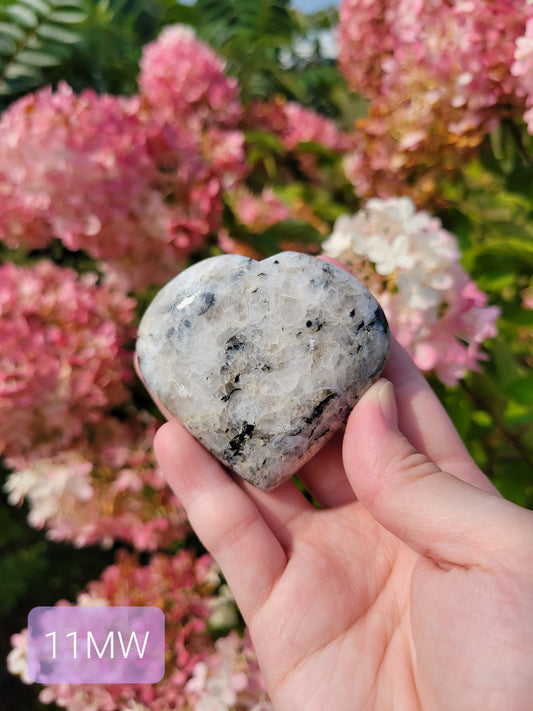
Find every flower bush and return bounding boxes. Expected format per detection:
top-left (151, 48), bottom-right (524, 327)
top-left (0, 26), bottom-right (248, 291)
top-left (2, 4), bottom-right (532, 710)
top-left (338, 0), bottom-right (532, 200)
top-left (0, 260), bottom-right (134, 459)
top-left (5, 415), bottom-right (189, 550)
top-left (8, 552), bottom-right (270, 711)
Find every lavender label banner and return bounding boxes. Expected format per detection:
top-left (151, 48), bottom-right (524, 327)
top-left (28, 606), bottom-right (165, 684)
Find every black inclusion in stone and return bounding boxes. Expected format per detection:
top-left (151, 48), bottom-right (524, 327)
top-left (305, 318), bottom-right (324, 331)
top-left (198, 292), bottom-right (215, 315)
top-left (227, 422), bottom-right (255, 458)
top-left (226, 335), bottom-right (246, 353)
top-left (373, 304), bottom-right (389, 335)
top-left (304, 392), bottom-right (338, 425)
top-left (221, 387), bottom-right (240, 402)
top-left (310, 263), bottom-right (335, 290)
top-left (366, 305), bottom-right (389, 335)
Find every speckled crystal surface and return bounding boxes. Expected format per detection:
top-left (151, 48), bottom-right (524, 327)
top-left (136, 252), bottom-right (389, 490)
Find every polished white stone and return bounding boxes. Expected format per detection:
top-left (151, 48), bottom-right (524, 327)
top-left (137, 252), bottom-right (389, 490)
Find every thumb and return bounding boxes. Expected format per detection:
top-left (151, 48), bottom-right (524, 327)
top-left (343, 379), bottom-right (529, 569)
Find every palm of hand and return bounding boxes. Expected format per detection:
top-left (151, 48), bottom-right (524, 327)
top-left (250, 501), bottom-right (418, 710)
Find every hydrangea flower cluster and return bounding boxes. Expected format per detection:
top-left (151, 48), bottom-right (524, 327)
top-left (338, 0), bottom-right (531, 200)
top-left (0, 25), bottom-right (248, 291)
top-left (4, 415), bottom-right (190, 550)
top-left (0, 260), bottom-right (134, 459)
top-left (139, 24), bottom-right (242, 132)
top-left (186, 631), bottom-right (273, 711)
top-left (8, 551), bottom-right (271, 711)
top-left (322, 197), bottom-right (500, 385)
top-left (8, 550), bottom-right (212, 709)
top-left (512, 17), bottom-right (533, 133)
top-left (138, 24), bottom-right (246, 195)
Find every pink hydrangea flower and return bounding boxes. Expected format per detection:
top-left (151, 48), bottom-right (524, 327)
top-left (322, 197), bottom-right (500, 384)
top-left (229, 187), bottom-right (291, 232)
top-left (512, 17), bottom-right (533, 132)
top-left (139, 24), bottom-right (246, 194)
top-left (8, 552), bottom-right (272, 711)
top-left (0, 57), bottom-right (246, 290)
top-left (0, 260), bottom-right (134, 458)
top-left (139, 24), bottom-right (242, 131)
top-left (4, 415), bottom-right (190, 550)
top-left (338, 0), bottom-right (531, 199)
top-left (10, 550), bottom-right (214, 709)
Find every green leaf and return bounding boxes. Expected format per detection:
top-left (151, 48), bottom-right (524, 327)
top-left (503, 309), bottom-right (533, 327)
top-left (471, 410), bottom-right (493, 427)
top-left (492, 461), bottom-right (533, 507)
top-left (472, 236), bottom-right (533, 272)
top-left (0, 35), bottom-right (16, 54)
top-left (258, 218), bottom-right (323, 244)
top-left (6, 4), bottom-right (39, 26)
top-left (48, 8), bottom-right (87, 23)
top-left (3, 59), bottom-right (41, 78)
top-left (503, 399), bottom-right (533, 427)
top-left (16, 48), bottom-right (61, 65)
top-left (245, 129), bottom-right (285, 155)
top-left (487, 338), bottom-right (522, 388)
top-left (438, 207), bottom-right (473, 252)
top-left (0, 542), bottom-right (49, 613)
top-left (505, 378), bottom-right (533, 407)
top-left (475, 272), bottom-right (516, 292)
top-left (37, 21), bottom-right (80, 43)
top-left (441, 385), bottom-right (474, 441)
top-left (0, 21), bottom-right (26, 40)
top-left (51, 0), bottom-right (87, 5)
top-left (19, 0), bottom-right (50, 15)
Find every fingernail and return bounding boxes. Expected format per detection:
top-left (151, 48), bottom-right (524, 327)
top-left (377, 379), bottom-right (398, 429)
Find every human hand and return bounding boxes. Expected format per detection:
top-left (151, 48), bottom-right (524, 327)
top-left (154, 336), bottom-right (533, 711)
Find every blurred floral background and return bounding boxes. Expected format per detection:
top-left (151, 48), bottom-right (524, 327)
top-left (1, 0), bottom-right (532, 708)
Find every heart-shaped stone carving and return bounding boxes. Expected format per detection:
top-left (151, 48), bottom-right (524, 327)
top-left (136, 252), bottom-right (389, 490)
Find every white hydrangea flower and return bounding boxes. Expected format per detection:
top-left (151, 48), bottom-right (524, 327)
top-left (361, 232), bottom-right (414, 275)
top-left (324, 196), bottom-right (458, 307)
top-left (6, 632), bottom-right (32, 685)
top-left (3, 468), bottom-right (40, 505)
top-left (321, 196), bottom-right (500, 385)
top-left (4, 455), bottom-right (93, 529)
top-left (321, 214), bottom-right (354, 256)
